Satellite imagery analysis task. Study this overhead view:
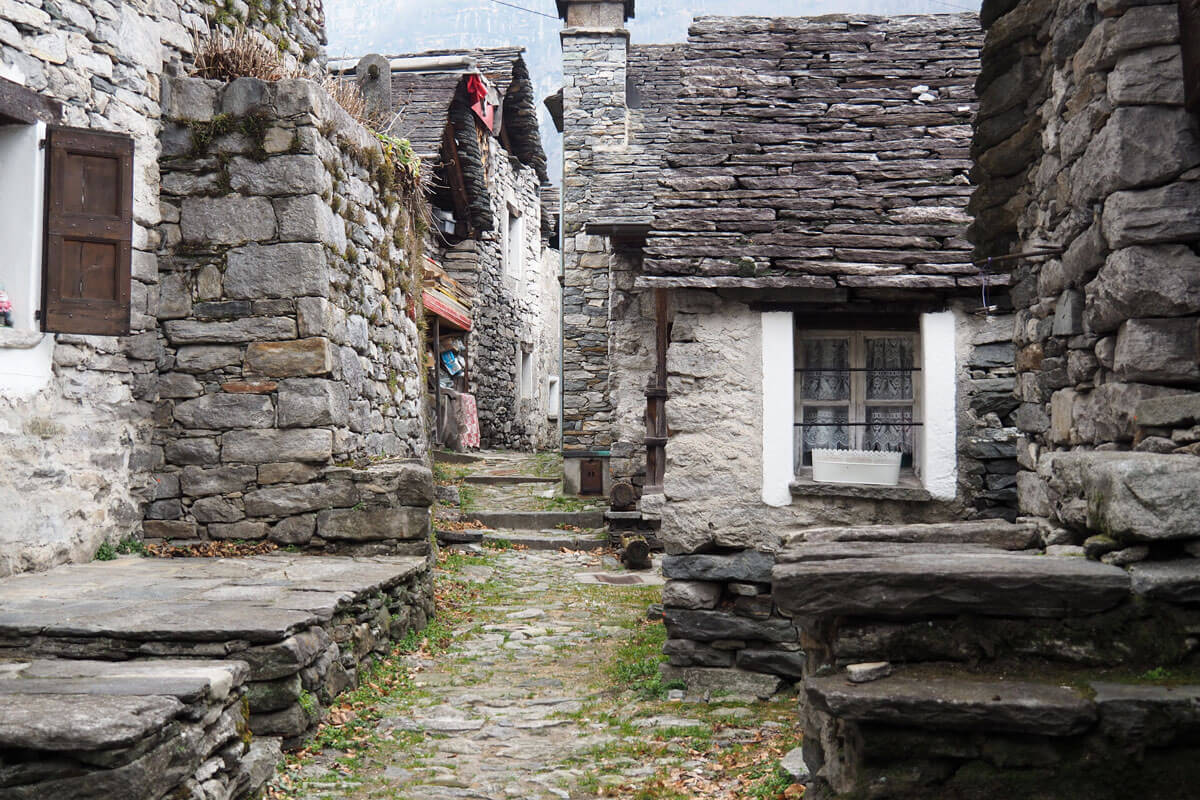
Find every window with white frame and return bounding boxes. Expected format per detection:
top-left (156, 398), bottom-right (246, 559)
top-left (504, 204), bottom-right (524, 286)
top-left (519, 348), bottom-right (533, 401)
top-left (546, 375), bottom-right (560, 419)
top-left (793, 328), bottom-right (920, 472)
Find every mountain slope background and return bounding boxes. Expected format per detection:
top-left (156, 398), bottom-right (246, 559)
top-left (324, 0), bottom-right (978, 183)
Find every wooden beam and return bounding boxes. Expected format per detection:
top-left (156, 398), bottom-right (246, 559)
top-left (441, 121), bottom-right (473, 231)
top-left (1183, 0), bottom-right (1200, 113)
top-left (0, 76), bottom-right (60, 125)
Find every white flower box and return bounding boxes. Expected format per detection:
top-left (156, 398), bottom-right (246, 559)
top-left (811, 449), bottom-right (903, 486)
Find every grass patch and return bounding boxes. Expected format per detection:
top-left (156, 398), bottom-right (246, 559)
top-left (609, 617), bottom-right (673, 700)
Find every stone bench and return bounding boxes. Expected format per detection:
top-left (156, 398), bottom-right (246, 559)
top-left (0, 659), bottom-right (278, 800)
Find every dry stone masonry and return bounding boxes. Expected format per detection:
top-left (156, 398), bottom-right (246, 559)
top-left (151, 75), bottom-right (434, 553)
top-left (0, 0), bottom-right (323, 578)
top-left (772, 0), bottom-right (1200, 796)
top-left (0, 659), bottom-right (279, 800)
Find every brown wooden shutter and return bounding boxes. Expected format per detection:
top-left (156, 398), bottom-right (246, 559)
top-left (1184, 0), bottom-right (1200, 114)
top-left (43, 126), bottom-right (134, 336)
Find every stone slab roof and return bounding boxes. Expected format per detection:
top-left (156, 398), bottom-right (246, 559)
top-left (623, 14), bottom-right (986, 291)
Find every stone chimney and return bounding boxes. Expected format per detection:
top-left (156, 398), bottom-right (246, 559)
top-left (557, 0), bottom-right (634, 479)
top-left (558, 0), bottom-right (634, 154)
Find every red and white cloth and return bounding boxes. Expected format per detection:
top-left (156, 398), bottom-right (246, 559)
top-left (457, 392), bottom-right (480, 449)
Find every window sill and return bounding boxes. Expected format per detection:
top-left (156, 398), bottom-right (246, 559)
top-left (790, 468), bottom-right (932, 502)
top-left (0, 328), bottom-right (45, 350)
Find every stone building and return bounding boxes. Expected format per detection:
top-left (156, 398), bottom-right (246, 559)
top-left (0, 0), bottom-right (326, 578)
top-left (335, 47), bottom-right (562, 452)
top-left (558, 0), bottom-right (1022, 676)
top-left (781, 1), bottom-right (1200, 795)
top-left (0, 0), bottom-right (442, 796)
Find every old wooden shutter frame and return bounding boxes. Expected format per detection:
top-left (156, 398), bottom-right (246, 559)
top-left (1183, 0), bottom-right (1200, 113)
top-left (42, 126), bottom-right (134, 336)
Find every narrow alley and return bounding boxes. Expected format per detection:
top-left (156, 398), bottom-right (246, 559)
top-left (268, 454), bottom-right (804, 800)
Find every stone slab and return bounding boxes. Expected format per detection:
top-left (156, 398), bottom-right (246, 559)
top-left (777, 541), bottom-right (1018, 563)
top-left (660, 665), bottom-right (785, 699)
top-left (0, 554), bottom-right (426, 645)
top-left (464, 510), bottom-right (605, 530)
top-left (662, 550), bottom-right (775, 583)
top-left (806, 675), bottom-right (1096, 735)
top-left (0, 658), bottom-right (246, 751)
top-left (781, 521), bottom-right (1040, 551)
top-left (1128, 561), bottom-right (1200, 606)
top-left (773, 552), bottom-right (1130, 619)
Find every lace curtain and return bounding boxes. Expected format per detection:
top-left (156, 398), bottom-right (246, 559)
top-left (865, 337), bottom-right (913, 400)
top-left (801, 338), bottom-right (850, 401)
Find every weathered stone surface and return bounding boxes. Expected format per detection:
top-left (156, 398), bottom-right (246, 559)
top-left (662, 550), bottom-right (775, 583)
top-left (316, 506), bottom-right (430, 542)
top-left (208, 521), bottom-right (268, 540)
top-left (659, 665), bottom-right (784, 700)
top-left (229, 155), bottom-right (331, 196)
top-left (222, 429), bottom-right (334, 464)
top-left (663, 608), bottom-right (798, 643)
top-left (240, 627), bottom-right (333, 680)
top-left (1086, 246), bottom-right (1200, 333)
top-left (165, 437), bottom-right (220, 466)
top-left (251, 702), bottom-right (313, 737)
top-left (664, 638), bottom-right (735, 668)
top-left (735, 648), bottom-right (807, 679)
top-left (174, 345), bottom-right (243, 373)
top-left (782, 521), bottom-right (1039, 551)
top-left (242, 481), bottom-right (357, 517)
top-left (1084, 454), bottom-right (1200, 541)
top-left (1128, 561), bottom-right (1200, 605)
top-left (1092, 681), bottom-right (1200, 745)
top-left (158, 373), bottom-right (203, 399)
top-left (326, 462), bottom-right (436, 506)
top-left (164, 317), bottom-right (297, 345)
top-left (224, 243), bottom-right (328, 300)
top-left (277, 379), bottom-right (349, 427)
top-left (0, 692), bottom-right (183, 750)
top-left (247, 673), bottom-right (303, 713)
top-left (1075, 106), bottom-right (1200, 203)
top-left (661, 580), bottom-right (723, 610)
top-left (1136, 394), bottom-right (1200, 428)
top-left (269, 514), bottom-right (316, 546)
top-left (806, 675), bottom-right (1096, 735)
top-left (1113, 318), bottom-right (1200, 384)
top-left (1103, 180), bottom-right (1200, 248)
top-left (244, 338), bottom-right (335, 377)
top-left (778, 542), bottom-right (1018, 563)
top-left (173, 393), bottom-right (274, 430)
top-left (180, 196), bottom-right (276, 244)
top-left (1073, 383), bottom-right (1187, 443)
top-left (773, 552), bottom-right (1130, 619)
top-left (1108, 46), bottom-right (1187, 106)
top-left (846, 661), bottom-right (894, 684)
top-left (275, 194), bottom-right (346, 251)
top-left (191, 495), bottom-right (244, 523)
top-left (258, 462), bottom-right (321, 485)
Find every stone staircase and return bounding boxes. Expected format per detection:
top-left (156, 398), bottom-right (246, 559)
top-left (773, 520), bottom-right (1200, 799)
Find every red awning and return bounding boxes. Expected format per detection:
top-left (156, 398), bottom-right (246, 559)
top-left (423, 288), bottom-right (472, 331)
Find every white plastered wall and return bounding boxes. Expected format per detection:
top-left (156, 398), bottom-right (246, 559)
top-left (0, 121), bottom-right (52, 399)
top-left (761, 311), bottom-right (795, 506)
top-left (921, 310), bottom-right (958, 500)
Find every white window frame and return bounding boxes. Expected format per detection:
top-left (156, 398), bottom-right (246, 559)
top-left (793, 329), bottom-right (922, 471)
top-left (504, 203), bottom-right (524, 288)
top-left (546, 375), bottom-right (560, 419)
top-left (518, 347), bottom-right (533, 401)
top-left (760, 310), bottom-right (958, 506)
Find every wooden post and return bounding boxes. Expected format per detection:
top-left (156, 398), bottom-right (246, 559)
top-left (433, 314), bottom-right (442, 446)
top-left (643, 288), bottom-right (669, 493)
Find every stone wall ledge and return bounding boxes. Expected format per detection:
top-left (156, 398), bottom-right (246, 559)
top-left (0, 658), bottom-right (278, 799)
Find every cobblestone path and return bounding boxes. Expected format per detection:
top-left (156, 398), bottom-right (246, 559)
top-left (270, 545), bottom-right (802, 800)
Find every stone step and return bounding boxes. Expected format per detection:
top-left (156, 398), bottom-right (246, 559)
top-left (806, 673), bottom-right (1096, 736)
top-left (464, 510), bottom-right (606, 530)
top-left (782, 520), bottom-right (1040, 551)
top-left (774, 550), bottom-right (1130, 619)
top-left (778, 541), bottom-right (1020, 563)
top-left (436, 528), bottom-right (485, 544)
top-left (483, 530), bottom-right (608, 552)
top-left (462, 474), bottom-right (559, 485)
top-left (0, 659), bottom-right (279, 798)
top-left (433, 450), bottom-right (486, 464)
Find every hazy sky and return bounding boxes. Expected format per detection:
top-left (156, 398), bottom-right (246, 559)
top-left (323, 0), bottom-right (980, 182)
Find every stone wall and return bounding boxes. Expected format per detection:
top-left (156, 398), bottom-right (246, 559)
top-left (560, 27), bottom-right (629, 456)
top-left (439, 147), bottom-right (560, 451)
top-left (0, 0), bottom-right (324, 577)
top-left (971, 0), bottom-right (1200, 525)
top-left (149, 75), bottom-right (431, 550)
